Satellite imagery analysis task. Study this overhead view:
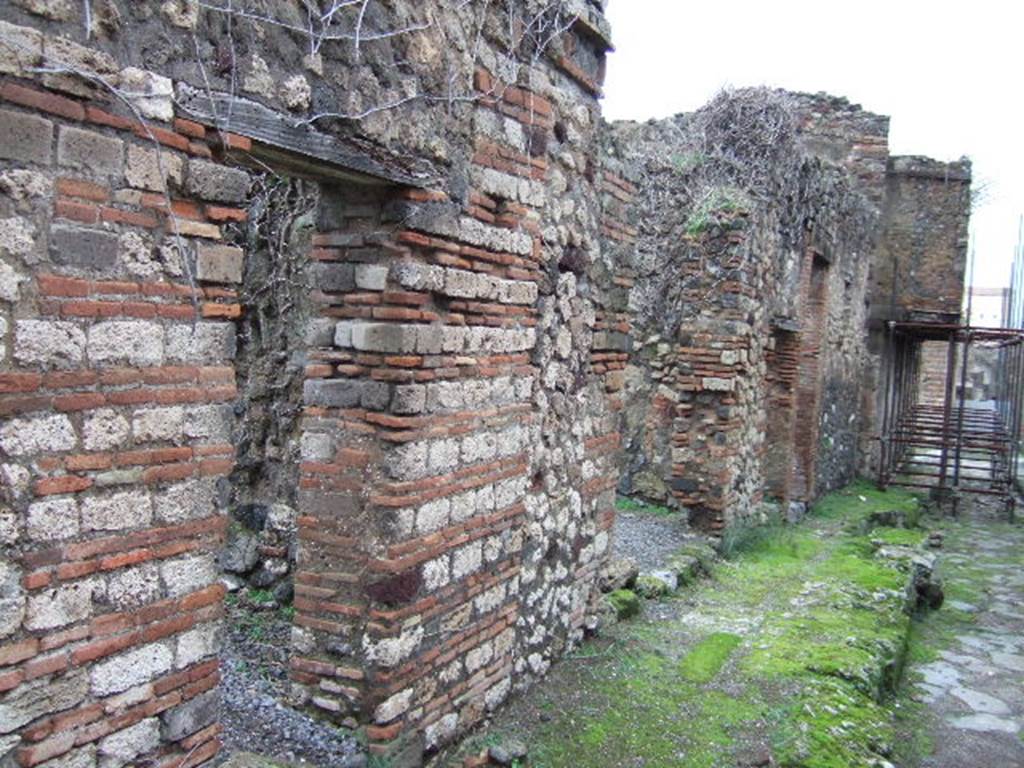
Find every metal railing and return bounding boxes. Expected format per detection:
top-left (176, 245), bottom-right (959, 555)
top-left (876, 322), bottom-right (1024, 513)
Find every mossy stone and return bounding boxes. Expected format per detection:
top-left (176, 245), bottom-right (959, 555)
top-left (635, 575), bottom-right (670, 599)
top-left (606, 589), bottom-right (641, 620)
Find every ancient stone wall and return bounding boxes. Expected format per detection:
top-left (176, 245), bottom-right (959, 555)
top-left (0, 2), bottom-right (975, 766)
top-left (860, 157), bottom-right (972, 475)
top-left (871, 156), bottom-right (972, 321)
top-left (605, 91), bottom-right (884, 528)
top-left (0, 1), bottom-right (618, 765)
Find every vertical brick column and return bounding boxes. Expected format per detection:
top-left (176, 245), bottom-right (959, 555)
top-left (790, 253), bottom-right (830, 502)
top-left (290, 184), bottom-right (542, 761)
top-left (1, 71), bottom-right (252, 768)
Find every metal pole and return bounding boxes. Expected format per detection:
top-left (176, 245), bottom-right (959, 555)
top-left (953, 332), bottom-right (971, 490)
top-left (937, 331), bottom-right (958, 493)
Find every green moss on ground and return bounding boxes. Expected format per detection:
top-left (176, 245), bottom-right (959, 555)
top-left (448, 480), bottom-right (924, 768)
top-left (679, 632), bottom-right (743, 683)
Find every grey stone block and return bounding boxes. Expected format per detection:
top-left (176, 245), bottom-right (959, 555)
top-left (49, 225), bottom-right (119, 271)
top-left (303, 379), bottom-right (362, 408)
top-left (314, 263), bottom-right (354, 292)
top-left (57, 125), bottom-right (123, 176)
top-left (355, 264), bottom-right (388, 291)
top-left (196, 244), bottom-right (244, 284)
top-left (161, 690), bottom-right (219, 741)
top-left (333, 320), bottom-right (353, 348)
top-left (185, 159), bottom-right (251, 203)
top-left (351, 323), bottom-right (417, 354)
top-left (0, 108), bottom-right (53, 165)
top-left (165, 323), bottom-right (237, 363)
top-left (392, 384), bottom-right (426, 414)
top-left (360, 381), bottom-right (391, 411)
top-left (416, 325), bottom-right (443, 355)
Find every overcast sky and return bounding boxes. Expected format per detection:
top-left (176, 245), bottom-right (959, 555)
top-left (602, 0), bottom-right (1024, 289)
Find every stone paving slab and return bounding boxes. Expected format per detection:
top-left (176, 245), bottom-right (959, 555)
top-left (901, 505), bottom-right (1024, 767)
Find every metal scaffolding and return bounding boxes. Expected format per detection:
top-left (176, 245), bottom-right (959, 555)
top-left (877, 322), bottom-right (1024, 512)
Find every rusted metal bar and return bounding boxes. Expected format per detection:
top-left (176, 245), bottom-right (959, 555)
top-left (937, 331), bottom-right (959, 491)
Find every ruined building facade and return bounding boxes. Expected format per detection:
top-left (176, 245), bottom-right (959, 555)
top-left (0, 2), bottom-right (969, 766)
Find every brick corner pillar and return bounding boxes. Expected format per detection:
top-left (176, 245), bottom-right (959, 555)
top-left (289, 188), bottom-right (540, 764)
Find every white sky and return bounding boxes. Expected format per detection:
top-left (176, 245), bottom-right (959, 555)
top-left (602, 0), bottom-right (1024, 289)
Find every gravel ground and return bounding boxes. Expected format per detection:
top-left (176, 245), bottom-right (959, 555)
top-left (215, 597), bottom-right (366, 768)
top-left (612, 508), bottom-right (692, 572)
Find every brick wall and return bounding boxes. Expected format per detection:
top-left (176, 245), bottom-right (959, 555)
top-left (872, 157), bottom-right (972, 321)
top-left (0, 77), bottom-right (249, 768)
top-left (606, 91), bottom-right (888, 532)
top-left (0, 2), bottom-right (619, 765)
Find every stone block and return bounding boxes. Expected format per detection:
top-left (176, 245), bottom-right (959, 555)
top-left (0, 262), bottom-right (23, 307)
top-left (422, 556), bottom-right (450, 591)
top-left (12, 0), bottom-right (73, 21)
top-left (83, 409), bottom-right (130, 451)
top-left (161, 690), bottom-right (219, 741)
top-left (160, 553), bottom-right (217, 598)
top-left (441, 326), bottom-right (466, 353)
top-left (118, 67), bottom-right (174, 122)
top-left (185, 160), bottom-right (251, 204)
top-left (165, 323), bottom-right (236, 363)
top-left (0, 217), bottom-right (35, 264)
top-left (415, 497), bottom-right (450, 534)
top-left (500, 280), bottom-right (538, 305)
top-left (89, 320), bottom-right (164, 367)
top-left (25, 580), bottom-right (100, 631)
top-left (26, 497), bottom-right (79, 541)
top-left (49, 225), bottom-right (119, 271)
top-left (98, 718), bottom-right (160, 766)
top-left (0, 413), bottom-right (77, 456)
top-left (374, 688), bottom-right (413, 724)
top-left (416, 325), bottom-right (443, 355)
top-left (0, 672), bottom-right (87, 734)
top-left (57, 126), bottom-right (124, 176)
top-left (392, 384), bottom-right (426, 414)
top-left (174, 623), bottom-right (219, 669)
top-left (154, 478), bottom-right (215, 524)
top-left (0, 108), bottom-right (52, 165)
top-left (0, 21), bottom-right (43, 76)
top-left (354, 264), bottom-right (388, 291)
top-left (351, 323), bottom-right (418, 354)
top-left (124, 143), bottom-right (184, 192)
top-left (333, 320), bottom-right (353, 348)
top-left (133, 406), bottom-right (185, 443)
top-left (305, 318), bottom-right (336, 347)
top-left (299, 432), bottom-right (334, 462)
top-left (444, 268), bottom-right (477, 298)
top-left (389, 441), bottom-right (428, 480)
top-left (361, 381), bottom-right (391, 410)
top-left (452, 541), bottom-right (483, 579)
top-left (314, 262), bottom-right (354, 292)
top-left (91, 644), bottom-right (173, 696)
top-left (183, 404), bottom-right (233, 440)
top-left (391, 261), bottom-right (443, 292)
top-left (81, 490), bottom-right (153, 532)
top-left (0, 560), bottom-right (23, 639)
top-left (196, 244), bottom-right (244, 284)
top-left (107, 563), bottom-right (161, 609)
top-left (303, 379), bottom-right (361, 408)
top-left (428, 438), bottom-right (460, 473)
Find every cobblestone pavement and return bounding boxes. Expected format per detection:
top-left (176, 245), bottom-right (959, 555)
top-left (903, 500), bottom-right (1024, 767)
